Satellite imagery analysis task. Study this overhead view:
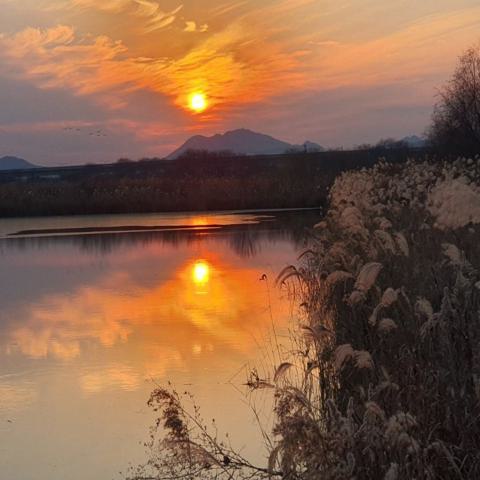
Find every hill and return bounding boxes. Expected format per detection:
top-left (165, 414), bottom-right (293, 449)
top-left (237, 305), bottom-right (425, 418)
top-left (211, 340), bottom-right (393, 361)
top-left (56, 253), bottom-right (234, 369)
top-left (167, 128), bottom-right (324, 159)
top-left (0, 156), bottom-right (38, 170)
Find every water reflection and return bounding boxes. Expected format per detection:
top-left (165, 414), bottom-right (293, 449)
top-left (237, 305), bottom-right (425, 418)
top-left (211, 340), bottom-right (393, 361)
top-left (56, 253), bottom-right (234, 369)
top-left (0, 210), bottom-right (319, 480)
top-left (4, 255), bottom-right (273, 362)
top-left (192, 260), bottom-right (210, 288)
top-left (0, 381), bottom-right (37, 413)
top-left (0, 209), bottom-right (316, 258)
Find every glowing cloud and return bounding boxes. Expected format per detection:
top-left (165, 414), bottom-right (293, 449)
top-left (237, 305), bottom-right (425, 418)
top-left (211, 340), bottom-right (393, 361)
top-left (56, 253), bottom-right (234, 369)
top-left (72, 0), bottom-right (184, 32)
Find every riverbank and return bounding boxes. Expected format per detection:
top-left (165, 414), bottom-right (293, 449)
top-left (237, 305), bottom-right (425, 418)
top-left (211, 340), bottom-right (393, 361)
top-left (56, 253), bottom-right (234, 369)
top-left (0, 149), bottom-right (429, 218)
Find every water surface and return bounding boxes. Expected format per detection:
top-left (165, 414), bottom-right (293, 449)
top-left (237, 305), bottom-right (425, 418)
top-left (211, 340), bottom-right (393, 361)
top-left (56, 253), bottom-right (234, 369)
top-left (0, 210), bottom-right (319, 480)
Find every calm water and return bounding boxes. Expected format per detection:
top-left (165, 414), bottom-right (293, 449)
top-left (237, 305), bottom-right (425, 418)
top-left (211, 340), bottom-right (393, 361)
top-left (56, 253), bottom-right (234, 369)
top-left (0, 210), bottom-right (319, 480)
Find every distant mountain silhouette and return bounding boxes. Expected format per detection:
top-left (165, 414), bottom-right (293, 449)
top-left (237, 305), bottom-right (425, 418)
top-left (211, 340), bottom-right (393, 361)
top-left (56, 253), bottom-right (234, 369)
top-left (401, 135), bottom-right (427, 148)
top-left (167, 128), bottom-right (324, 159)
top-left (0, 156), bottom-right (38, 170)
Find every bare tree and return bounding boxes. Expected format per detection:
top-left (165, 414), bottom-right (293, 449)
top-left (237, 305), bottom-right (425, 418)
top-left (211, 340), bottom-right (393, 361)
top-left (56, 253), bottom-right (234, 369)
top-left (429, 43), bottom-right (480, 154)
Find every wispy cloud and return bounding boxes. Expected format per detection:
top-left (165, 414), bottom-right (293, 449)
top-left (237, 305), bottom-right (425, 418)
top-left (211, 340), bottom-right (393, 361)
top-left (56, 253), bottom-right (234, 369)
top-left (210, 0), bottom-right (250, 17)
top-left (72, 0), bottom-right (183, 32)
top-left (0, 26), bottom-right (136, 108)
top-left (132, 1), bottom-right (183, 32)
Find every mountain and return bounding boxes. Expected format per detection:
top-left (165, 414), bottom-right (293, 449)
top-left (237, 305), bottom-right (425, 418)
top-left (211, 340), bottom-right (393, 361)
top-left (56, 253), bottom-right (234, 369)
top-left (0, 156), bottom-right (38, 170)
top-left (167, 129), bottom-right (324, 159)
top-left (401, 135), bottom-right (427, 148)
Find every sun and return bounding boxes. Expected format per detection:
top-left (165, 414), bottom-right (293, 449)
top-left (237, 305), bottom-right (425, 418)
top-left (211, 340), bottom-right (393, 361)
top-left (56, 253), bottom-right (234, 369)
top-left (189, 93), bottom-right (207, 113)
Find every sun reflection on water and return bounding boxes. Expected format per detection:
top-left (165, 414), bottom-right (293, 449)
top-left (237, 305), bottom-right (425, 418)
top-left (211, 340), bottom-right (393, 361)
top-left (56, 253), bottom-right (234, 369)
top-left (190, 217), bottom-right (208, 227)
top-left (192, 260), bottom-right (210, 288)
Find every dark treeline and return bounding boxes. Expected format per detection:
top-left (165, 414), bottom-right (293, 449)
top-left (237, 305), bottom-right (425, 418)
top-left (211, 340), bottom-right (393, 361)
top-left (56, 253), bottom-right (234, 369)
top-left (0, 147), bottom-right (433, 217)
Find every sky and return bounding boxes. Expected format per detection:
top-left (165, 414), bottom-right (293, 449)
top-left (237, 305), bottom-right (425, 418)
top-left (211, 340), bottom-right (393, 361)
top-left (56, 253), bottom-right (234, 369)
top-left (0, 0), bottom-right (480, 166)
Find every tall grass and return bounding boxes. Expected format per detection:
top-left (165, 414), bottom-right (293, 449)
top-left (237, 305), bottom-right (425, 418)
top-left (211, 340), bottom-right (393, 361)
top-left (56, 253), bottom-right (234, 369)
top-left (0, 148), bottom-right (428, 217)
top-left (128, 157), bottom-right (480, 479)
top-left (271, 157), bottom-right (480, 479)
top-left (0, 171), bottom-right (329, 217)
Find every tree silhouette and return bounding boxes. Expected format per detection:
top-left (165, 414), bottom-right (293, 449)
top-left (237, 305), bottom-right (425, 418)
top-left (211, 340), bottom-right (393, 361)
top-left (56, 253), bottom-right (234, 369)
top-left (429, 43), bottom-right (480, 154)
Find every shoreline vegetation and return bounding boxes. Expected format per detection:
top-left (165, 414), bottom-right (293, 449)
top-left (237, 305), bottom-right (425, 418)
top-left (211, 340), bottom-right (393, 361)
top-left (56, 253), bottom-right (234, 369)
top-left (0, 148), bottom-right (432, 218)
top-left (6, 153), bottom-right (478, 479)
top-left (128, 156), bottom-right (480, 480)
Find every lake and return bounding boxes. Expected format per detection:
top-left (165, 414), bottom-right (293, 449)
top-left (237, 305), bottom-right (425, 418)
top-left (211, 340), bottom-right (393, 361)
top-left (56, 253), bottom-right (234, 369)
top-left (0, 209), bottom-right (320, 480)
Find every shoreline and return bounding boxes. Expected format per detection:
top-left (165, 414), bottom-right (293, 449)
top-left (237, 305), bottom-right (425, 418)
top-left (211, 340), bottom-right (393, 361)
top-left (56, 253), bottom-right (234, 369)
top-left (0, 208), bottom-right (323, 239)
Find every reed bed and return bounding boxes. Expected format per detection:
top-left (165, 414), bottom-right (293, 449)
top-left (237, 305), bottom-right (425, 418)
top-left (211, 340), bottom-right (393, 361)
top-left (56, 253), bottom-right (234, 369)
top-left (129, 157), bottom-right (480, 480)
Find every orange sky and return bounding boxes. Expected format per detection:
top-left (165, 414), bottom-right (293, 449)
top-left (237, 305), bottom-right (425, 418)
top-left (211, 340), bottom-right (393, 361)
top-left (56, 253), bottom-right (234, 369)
top-left (1, 0), bottom-right (480, 164)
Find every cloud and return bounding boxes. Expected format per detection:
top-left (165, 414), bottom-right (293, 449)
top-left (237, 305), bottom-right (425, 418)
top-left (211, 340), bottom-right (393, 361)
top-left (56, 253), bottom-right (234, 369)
top-left (72, 0), bottom-right (131, 13)
top-left (210, 0), bottom-right (250, 17)
top-left (72, 0), bottom-right (183, 32)
top-left (133, 1), bottom-right (183, 32)
top-left (0, 26), bottom-right (135, 108)
top-left (184, 21), bottom-right (208, 33)
top-left (0, 25), bottom-right (76, 57)
top-left (1, 0), bottom-right (480, 164)
top-left (2, 3), bottom-right (478, 123)
top-left (0, 19), bottom-right (307, 114)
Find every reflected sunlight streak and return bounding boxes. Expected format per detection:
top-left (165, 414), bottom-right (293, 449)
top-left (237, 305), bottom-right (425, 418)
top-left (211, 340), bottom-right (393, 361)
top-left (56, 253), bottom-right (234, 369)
top-left (192, 260), bottom-right (210, 286)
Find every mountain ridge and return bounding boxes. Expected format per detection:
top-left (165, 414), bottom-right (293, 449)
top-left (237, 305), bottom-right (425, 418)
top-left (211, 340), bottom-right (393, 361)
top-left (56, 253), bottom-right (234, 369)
top-left (0, 156), bottom-right (38, 171)
top-left (167, 128), bottom-right (324, 159)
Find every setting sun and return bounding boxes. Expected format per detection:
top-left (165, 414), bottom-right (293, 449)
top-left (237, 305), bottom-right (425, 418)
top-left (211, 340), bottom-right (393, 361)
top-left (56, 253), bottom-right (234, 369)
top-left (189, 93), bottom-right (207, 113)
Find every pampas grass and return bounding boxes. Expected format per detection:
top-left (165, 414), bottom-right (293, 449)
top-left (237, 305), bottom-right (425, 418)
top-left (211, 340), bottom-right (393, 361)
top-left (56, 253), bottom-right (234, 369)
top-left (269, 156), bottom-right (480, 479)
top-left (129, 157), bottom-right (480, 480)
